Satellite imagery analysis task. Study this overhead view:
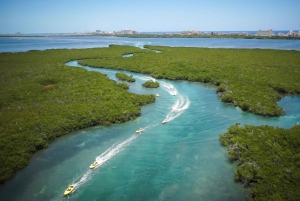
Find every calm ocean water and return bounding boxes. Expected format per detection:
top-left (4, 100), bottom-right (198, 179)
top-left (0, 37), bottom-right (299, 201)
top-left (0, 36), bottom-right (300, 53)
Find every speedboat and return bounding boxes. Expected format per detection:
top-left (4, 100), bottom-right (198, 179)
top-left (90, 161), bottom-right (99, 169)
top-left (172, 108), bottom-right (179, 112)
top-left (162, 119), bottom-right (168, 124)
top-left (136, 128), bottom-right (143, 134)
top-left (156, 93), bottom-right (159, 97)
top-left (64, 185), bottom-right (75, 196)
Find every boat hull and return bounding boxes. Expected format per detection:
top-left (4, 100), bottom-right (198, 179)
top-left (64, 185), bottom-right (75, 196)
top-left (90, 162), bottom-right (99, 169)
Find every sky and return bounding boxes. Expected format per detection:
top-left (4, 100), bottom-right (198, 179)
top-left (0, 0), bottom-right (300, 33)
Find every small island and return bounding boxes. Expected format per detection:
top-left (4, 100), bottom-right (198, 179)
top-left (115, 72), bottom-right (135, 82)
top-left (142, 80), bottom-right (160, 88)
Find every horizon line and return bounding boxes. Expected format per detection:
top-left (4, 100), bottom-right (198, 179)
top-left (1, 29), bottom-right (300, 35)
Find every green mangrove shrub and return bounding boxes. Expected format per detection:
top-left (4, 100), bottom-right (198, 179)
top-left (142, 80), bottom-right (160, 88)
top-left (115, 72), bottom-right (135, 82)
top-left (219, 124), bottom-right (300, 200)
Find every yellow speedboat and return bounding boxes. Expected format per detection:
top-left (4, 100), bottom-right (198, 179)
top-left (136, 128), bottom-right (143, 134)
top-left (64, 185), bottom-right (75, 196)
top-left (162, 119), bottom-right (168, 124)
top-left (90, 161), bottom-right (99, 169)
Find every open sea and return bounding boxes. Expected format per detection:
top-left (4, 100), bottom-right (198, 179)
top-left (0, 36), bottom-right (299, 201)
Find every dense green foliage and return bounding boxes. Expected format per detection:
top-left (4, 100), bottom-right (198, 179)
top-left (219, 124), bottom-right (300, 200)
top-left (117, 82), bottom-right (130, 90)
top-left (115, 72), bottom-right (135, 82)
top-left (79, 45), bottom-right (300, 117)
top-left (142, 80), bottom-right (160, 88)
top-left (0, 45), bottom-right (155, 183)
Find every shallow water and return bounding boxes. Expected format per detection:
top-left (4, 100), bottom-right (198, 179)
top-left (1, 36), bottom-right (300, 53)
top-left (1, 59), bottom-right (299, 201)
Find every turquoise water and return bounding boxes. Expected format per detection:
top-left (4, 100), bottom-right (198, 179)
top-left (1, 59), bottom-right (299, 201)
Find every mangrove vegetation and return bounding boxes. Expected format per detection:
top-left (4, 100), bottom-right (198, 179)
top-left (142, 80), bottom-right (160, 88)
top-left (0, 45), bottom-right (154, 183)
top-left (220, 124), bottom-right (300, 200)
top-left (115, 72), bottom-right (136, 82)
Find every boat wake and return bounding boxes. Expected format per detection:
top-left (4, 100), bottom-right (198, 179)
top-left (94, 134), bottom-right (137, 168)
top-left (166, 94), bottom-right (190, 122)
top-left (54, 134), bottom-right (138, 200)
top-left (136, 75), bottom-right (157, 83)
top-left (136, 77), bottom-right (189, 123)
top-left (160, 81), bottom-right (190, 123)
top-left (161, 81), bottom-right (178, 96)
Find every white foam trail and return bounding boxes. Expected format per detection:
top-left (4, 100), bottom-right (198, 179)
top-left (166, 94), bottom-right (190, 122)
top-left (143, 123), bottom-right (159, 130)
top-left (58, 134), bottom-right (138, 199)
top-left (95, 134), bottom-right (137, 167)
top-left (73, 170), bottom-right (92, 188)
top-left (160, 81), bottom-right (178, 96)
top-left (136, 75), bottom-right (157, 82)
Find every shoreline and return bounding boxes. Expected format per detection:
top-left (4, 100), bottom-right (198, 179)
top-left (1, 34), bottom-right (300, 40)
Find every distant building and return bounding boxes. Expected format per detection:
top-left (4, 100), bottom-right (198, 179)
top-left (278, 32), bottom-right (288, 37)
top-left (277, 30), bottom-right (300, 37)
top-left (96, 30), bottom-right (101, 33)
top-left (114, 30), bottom-right (139, 35)
top-left (287, 30), bottom-right (298, 37)
top-left (180, 30), bottom-right (200, 35)
top-left (255, 29), bottom-right (275, 37)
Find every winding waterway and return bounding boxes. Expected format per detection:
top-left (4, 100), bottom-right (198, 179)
top-left (0, 37), bottom-right (299, 201)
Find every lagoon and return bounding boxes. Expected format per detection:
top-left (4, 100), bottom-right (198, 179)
top-left (0, 37), bottom-right (299, 201)
top-left (1, 36), bottom-right (300, 53)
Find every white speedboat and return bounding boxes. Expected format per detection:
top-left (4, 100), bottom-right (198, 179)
top-left (90, 161), bottom-right (99, 169)
top-left (156, 93), bottom-right (159, 97)
top-left (170, 91), bottom-right (177, 96)
top-left (136, 128), bottom-right (143, 134)
top-left (162, 119), bottom-right (168, 124)
top-left (172, 108), bottom-right (179, 112)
